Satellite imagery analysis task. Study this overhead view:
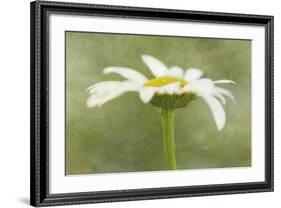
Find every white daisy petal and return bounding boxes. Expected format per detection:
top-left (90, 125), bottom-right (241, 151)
top-left (98, 82), bottom-right (141, 107)
top-left (188, 78), bottom-right (214, 94)
top-left (87, 97), bottom-right (102, 108)
top-left (179, 85), bottom-right (191, 94)
top-left (184, 68), bottom-right (204, 82)
top-left (213, 80), bottom-right (236, 84)
top-left (97, 90), bottom-right (125, 107)
top-left (87, 86), bottom-right (121, 108)
top-left (200, 94), bottom-right (226, 131)
top-left (141, 54), bottom-right (168, 77)
top-left (156, 82), bottom-right (181, 95)
top-left (87, 81), bottom-right (122, 94)
top-left (189, 79), bottom-right (234, 103)
top-left (212, 90), bottom-right (226, 105)
top-left (139, 87), bottom-right (157, 103)
top-left (103, 66), bottom-right (148, 84)
top-left (118, 82), bottom-right (142, 94)
top-left (87, 81), bottom-right (140, 108)
top-left (166, 66), bottom-right (184, 78)
top-left (216, 87), bottom-right (235, 101)
top-left (88, 55), bottom-right (235, 131)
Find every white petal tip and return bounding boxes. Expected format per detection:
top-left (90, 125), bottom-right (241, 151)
top-left (214, 80), bottom-right (236, 84)
top-left (140, 96), bottom-right (152, 103)
top-left (103, 67), bottom-right (111, 74)
top-left (141, 54), bottom-right (155, 64)
top-left (200, 94), bottom-right (226, 132)
top-left (142, 99), bottom-right (150, 104)
top-left (139, 87), bottom-right (156, 103)
top-left (103, 66), bottom-right (119, 74)
top-left (86, 102), bottom-right (94, 108)
top-left (141, 54), bottom-right (150, 59)
top-left (217, 125), bottom-right (224, 131)
top-left (86, 97), bottom-right (100, 108)
top-left (184, 68), bottom-right (204, 82)
top-left (140, 97), bottom-right (151, 103)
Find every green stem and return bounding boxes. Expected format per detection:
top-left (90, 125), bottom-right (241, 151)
top-left (161, 108), bottom-right (177, 170)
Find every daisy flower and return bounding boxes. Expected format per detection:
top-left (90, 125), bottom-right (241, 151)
top-left (87, 54), bottom-right (235, 170)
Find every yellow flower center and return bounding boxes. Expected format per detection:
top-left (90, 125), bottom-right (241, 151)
top-left (144, 77), bottom-right (187, 88)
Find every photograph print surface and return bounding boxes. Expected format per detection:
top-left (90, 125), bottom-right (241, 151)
top-left (65, 31), bottom-right (251, 175)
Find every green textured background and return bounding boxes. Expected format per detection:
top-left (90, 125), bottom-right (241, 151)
top-left (66, 31), bottom-right (251, 175)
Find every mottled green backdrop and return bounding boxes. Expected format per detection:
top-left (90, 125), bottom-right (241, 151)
top-left (66, 31), bottom-right (251, 175)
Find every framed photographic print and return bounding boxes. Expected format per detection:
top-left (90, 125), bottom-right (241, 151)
top-left (30, 0), bottom-right (274, 207)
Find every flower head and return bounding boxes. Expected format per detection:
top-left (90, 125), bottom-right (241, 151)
top-left (87, 54), bottom-right (235, 131)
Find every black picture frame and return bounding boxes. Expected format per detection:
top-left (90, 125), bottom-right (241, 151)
top-left (30, 0), bottom-right (274, 207)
